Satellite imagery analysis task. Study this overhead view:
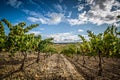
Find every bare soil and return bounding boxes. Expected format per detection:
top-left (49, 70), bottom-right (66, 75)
top-left (0, 53), bottom-right (84, 80)
top-left (0, 53), bottom-right (120, 80)
top-left (67, 55), bottom-right (120, 80)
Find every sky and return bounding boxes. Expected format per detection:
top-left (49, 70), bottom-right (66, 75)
top-left (0, 0), bottom-right (120, 43)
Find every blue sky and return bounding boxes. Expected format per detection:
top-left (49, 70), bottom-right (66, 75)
top-left (0, 0), bottom-right (120, 43)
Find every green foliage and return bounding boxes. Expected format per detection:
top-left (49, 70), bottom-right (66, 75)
top-left (0, 18), bottom-right (58, 60)
top-left (117, 15), bottom-right (120, 18)
top-left (24, 24), bottom-right (39, 32)
top-left (18, 22), bottom-right (26, 28)
top-left (2, 18), bottom-right (12, 29)
top-left (102, 26), bottom-right (120, 57)
top-left (38, 38), bottom-right (54, 53)
top-left (0, 21), bottom-right (6, 51)
top-left (1, 18), bottom-right (39, 55)
top-left (33, 35), bottom-right (41, 51)
top-left (78, 35), bottom-right (90, 55)
top-left (0, 21), bottom-right (5, 36)
top-left (78, 25), bottom-right (120, 58)
top-left (61, 44), bottom-right (77, 57)
top-left (1, 18), bottom-right (120, 58)
top-left (78, 25), bottom-right (120, 76)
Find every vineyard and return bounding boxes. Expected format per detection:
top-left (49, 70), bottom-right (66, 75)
top-left (0, 19), bottom-right (120, 80)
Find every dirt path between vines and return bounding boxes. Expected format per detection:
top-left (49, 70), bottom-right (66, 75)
top-left (38, 54), bottom-right (85, 80)
top-left (1, 53), bottom-right (120, 80)
top-left (0, 53), bottom-right (85, 80)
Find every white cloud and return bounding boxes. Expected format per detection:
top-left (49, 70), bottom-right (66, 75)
top-left (47, 12), bottom-right (65, 24)
top-left (39, 28), bottom-right (44, 30)
top-left (87, 0), bottom-right (120, 25)
top-left (27, 17), bottom-right (48, 24)
top-left (27, 31), bottom-right (41, 36)
top-left (27, 12), bottom-right (65, 25)
top-left (67, 11), bottom-right (72, 18)
top-left (54, 4), bottom-right (63, 12)
top-left (46, 32), bottom-right (81, 43)
top-left (82, 35), bottom-right (89, 41)
top-left (68, 19), bottom-right (81, 25)
top-left (78, 5), bottom-right (84, 11)
top-left (53, 3), bottom-right (67, 13)
top-left (78, 29), bottom-right (84, 32)
top-left (22, 9), bottom-right (40, 17)
top-left (68, 0), bottom-right (120, 26)
top-left (27, 17), bottom-right (36, 22)
top-left (46, 32), bottom-right (90, 43)
top-left (68, 11), bottom-right (88, 25)
top-left (7, 0), bottom-right (22, 8)
top-left (23, 8), bottom-right (66, 25)
top-left (59, 0), bottom-right (63, 3)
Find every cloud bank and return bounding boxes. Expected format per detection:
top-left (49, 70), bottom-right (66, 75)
top-left (7, 0), bottom-right (22, 8)
top-left (68, 0), bottom-right (120, 26)
top-left (27, 12), bottom-right (65, 25)
top-left (47, 32), bottom-right (80, 43)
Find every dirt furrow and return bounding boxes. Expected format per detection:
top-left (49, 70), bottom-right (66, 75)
top-left (39, 54), bottom-right (85, 80)
top-left (60, 54), bottom-right (85, 80)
